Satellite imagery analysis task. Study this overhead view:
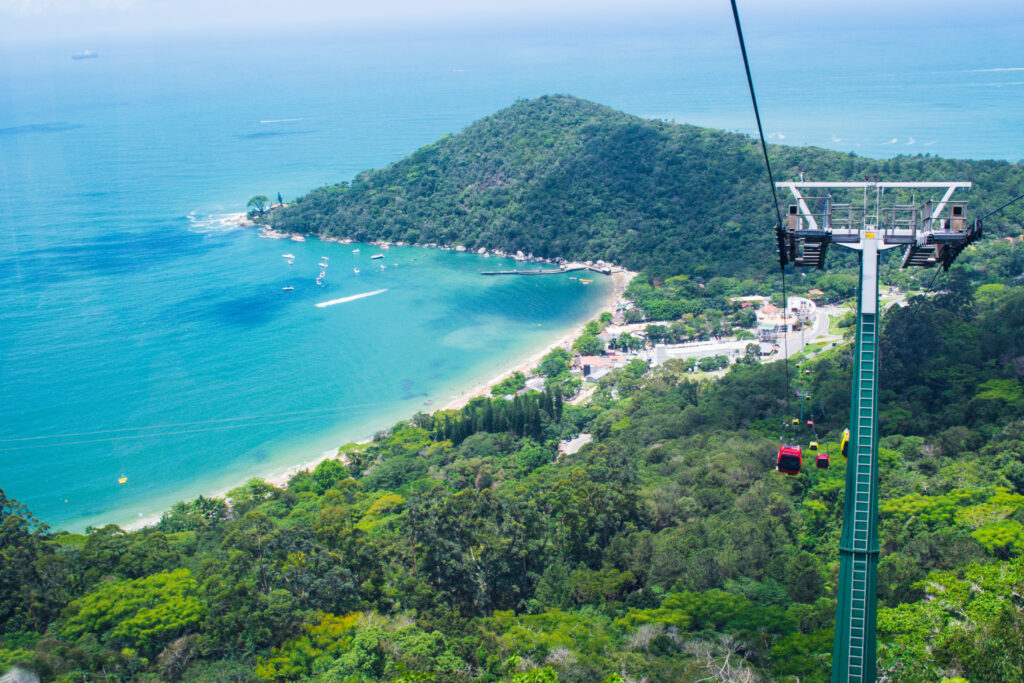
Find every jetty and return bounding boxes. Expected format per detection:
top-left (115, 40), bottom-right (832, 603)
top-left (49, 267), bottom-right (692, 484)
top-left (481, 268), bottom-right (566, 275)
top-left (480, 263), bottom-right (613, 276)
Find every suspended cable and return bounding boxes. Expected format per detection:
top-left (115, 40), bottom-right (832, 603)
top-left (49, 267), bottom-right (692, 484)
top-left (729, 0), bottom-right (791, 417)
top-left (729, 0), bottom-right (783, 228)
top-left (979, 190), bottom-right (1024, 222)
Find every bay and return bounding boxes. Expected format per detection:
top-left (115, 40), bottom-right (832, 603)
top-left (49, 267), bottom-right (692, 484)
top-left (1, 18), bottom-right (1021, 529)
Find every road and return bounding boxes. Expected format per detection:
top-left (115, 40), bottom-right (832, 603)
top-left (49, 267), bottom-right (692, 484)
top-left (780, 305), bottom-right (841, 359)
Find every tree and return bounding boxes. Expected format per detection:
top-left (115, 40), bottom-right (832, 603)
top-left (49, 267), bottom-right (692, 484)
top-left (646, 324), bottom-right (669, 344)
top-left (537, 348), bottom-right (572, 378)
top-left (60, 568), bottom-right (205, 656)
top-left (573, 333), bottom-right (604, 356)
top-left (247, 195), bottom-right (270, 217)
top-left (739, 343), bottom-right (760, 365)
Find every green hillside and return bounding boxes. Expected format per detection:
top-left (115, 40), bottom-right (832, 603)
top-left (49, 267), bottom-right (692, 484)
top-left (264, 95), bottom-right (1024, 279)
top-left (3, 276), bottom-right (1023, 682)
top-left (3, 96), bottom-right (1024, 682)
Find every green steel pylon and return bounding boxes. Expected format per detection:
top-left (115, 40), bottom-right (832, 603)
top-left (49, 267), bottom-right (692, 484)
top-left (772, 181), bottom-right (975, 683)
top-left (831, 243), bottom-right (881, 682)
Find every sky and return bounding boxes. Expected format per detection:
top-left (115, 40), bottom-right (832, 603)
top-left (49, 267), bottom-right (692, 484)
top-left (2, 0), bottom-right (1020, 46)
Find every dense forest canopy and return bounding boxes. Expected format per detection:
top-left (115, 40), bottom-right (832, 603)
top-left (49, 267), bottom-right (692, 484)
top-left (3, 274), bottom-right (1023, 682)
top-left (264, 95), bottom-right (1024, 282)
top-left (2, 96), bottom-right (1024, 681)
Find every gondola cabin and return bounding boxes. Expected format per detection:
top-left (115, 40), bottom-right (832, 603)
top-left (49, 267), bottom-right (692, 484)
top-left (817, 452), bottom-right (830, 469)
top-left (808, 441), bottom-right (818, 452)
top-left (777, 444), bottom-right (802, 476)
top-left (791, 418), bottom-right (799, 426)
top-left (841, 428), bottom-right (850, 459)
top-left (806, 420), bottom-right (814, 428)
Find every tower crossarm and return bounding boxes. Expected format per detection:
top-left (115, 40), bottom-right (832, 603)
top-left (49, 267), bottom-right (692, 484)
top-left (775, 181), bottom-right (972, 270)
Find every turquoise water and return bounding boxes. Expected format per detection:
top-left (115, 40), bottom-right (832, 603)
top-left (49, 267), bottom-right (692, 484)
top-left (1, 227), bottom-right (610, 529)
top-left (1, 20), bottom-right (1022, 529)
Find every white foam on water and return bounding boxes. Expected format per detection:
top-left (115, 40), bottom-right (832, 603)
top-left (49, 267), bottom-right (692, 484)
top-left (185, 212), bottom-right (248, 234)
top-left (315, 289), bottom-right (388, 307)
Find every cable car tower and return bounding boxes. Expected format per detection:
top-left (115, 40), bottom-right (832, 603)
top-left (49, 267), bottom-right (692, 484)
top-left (776, 180), bottom-right (979, 682)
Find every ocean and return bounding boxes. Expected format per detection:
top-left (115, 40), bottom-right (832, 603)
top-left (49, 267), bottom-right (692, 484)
top-left (1, 17), bottom-right (1021, 530)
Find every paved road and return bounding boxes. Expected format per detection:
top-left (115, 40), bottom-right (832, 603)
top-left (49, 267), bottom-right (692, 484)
top-left (780, 306), bottom-right (841, 359)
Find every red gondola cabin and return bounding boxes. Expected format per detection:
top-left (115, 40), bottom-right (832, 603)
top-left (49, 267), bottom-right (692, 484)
top-left (816, 452), bottom-right (830, 469)
top-left (777, 444), bottom-right (802, 475)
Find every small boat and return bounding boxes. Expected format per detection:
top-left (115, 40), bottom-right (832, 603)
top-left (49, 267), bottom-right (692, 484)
top-left (423, 399), bottom-right (433, 405)
top-left (352, 249), bottom-right (360, 253)
top-left (319, 271), bottom-right (326, 278)
top-left (282, 286), bottom-right (294, 291)
top-left (579, 278), bottom-right (593, 283)
top-left (321, 256), bottom-right (329, 260)
top-left (281, 253), bottom-right (295, 259)
top-left (318, 261), bottom-right (329, 268)
top-left (316, 278), bottom-right (323, 286)
top-left (380, 264), bottom-right (387, 270)
top-left (371, 254), bottom-right (384, 259)
top-left (353, 267), bottom-right (360, 274)
top-left (72, 50), bottom-right (99, 60)
top-left (117, 476), bottom-right (127, 485)
top-left (569, 277), bottom-right (578, 280)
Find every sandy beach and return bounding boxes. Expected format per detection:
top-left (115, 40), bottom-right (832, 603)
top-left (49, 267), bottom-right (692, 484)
top-left (122, 244), bottom-right (635, 530)
top-left (257, 268), bottom-right (632, 484)
top-left (439, 268), bottom-right (636, 412)
top-left (260, 268), bottom-right (634, 486)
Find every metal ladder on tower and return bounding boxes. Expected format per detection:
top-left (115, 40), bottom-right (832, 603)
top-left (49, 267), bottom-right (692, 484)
top-left (845, 312), bottom-right (876, 680)
top-left (770, 181), bottom-right (974, 683)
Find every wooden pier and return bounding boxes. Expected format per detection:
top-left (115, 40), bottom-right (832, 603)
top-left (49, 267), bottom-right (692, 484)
top-left (480, 269), bottom-right (566, 275)
top-left (480, 264), bottom-right (612, 276)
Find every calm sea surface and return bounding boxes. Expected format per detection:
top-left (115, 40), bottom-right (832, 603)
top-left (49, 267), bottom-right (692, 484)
top-left (1, 20), bottom-right (1021, 529)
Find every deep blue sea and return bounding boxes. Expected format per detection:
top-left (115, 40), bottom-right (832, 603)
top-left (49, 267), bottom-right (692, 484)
top-left (1, 17), bottom-right (1022, 530)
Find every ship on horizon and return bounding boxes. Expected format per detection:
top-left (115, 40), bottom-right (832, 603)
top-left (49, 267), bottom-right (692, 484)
top-left (72, 50), bottom-right (99, 60)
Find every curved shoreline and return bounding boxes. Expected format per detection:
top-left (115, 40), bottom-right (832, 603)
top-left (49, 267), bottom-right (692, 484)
top-left (117, 223), bottom-right (635, 530)
top-left (254, 264), bottom-right (634, 490)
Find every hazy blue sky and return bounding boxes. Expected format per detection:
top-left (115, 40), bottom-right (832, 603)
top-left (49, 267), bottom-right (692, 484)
top-left (2, 0), bottom-right (1019, 46)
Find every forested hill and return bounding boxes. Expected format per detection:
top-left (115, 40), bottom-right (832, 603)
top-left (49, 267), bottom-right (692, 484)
top-left (265, 95), bottom-right (1024, 278)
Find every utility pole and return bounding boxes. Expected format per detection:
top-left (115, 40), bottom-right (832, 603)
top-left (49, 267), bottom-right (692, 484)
top-left (775, 180), bottom-right (979, 683)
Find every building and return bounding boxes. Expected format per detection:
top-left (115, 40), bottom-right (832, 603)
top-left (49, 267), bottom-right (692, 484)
top-left (574, 354), bottom-right (620, 376)
top-left (756, 296), bottom-right (815, 340)
top-left (650, 340), bottom-right (749, 367)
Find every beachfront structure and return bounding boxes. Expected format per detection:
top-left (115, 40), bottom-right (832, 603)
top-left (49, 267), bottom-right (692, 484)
top-left (650, 340), bottom-right (750, 367)
top-left (755, 296), bottom-right (816, 341)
